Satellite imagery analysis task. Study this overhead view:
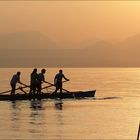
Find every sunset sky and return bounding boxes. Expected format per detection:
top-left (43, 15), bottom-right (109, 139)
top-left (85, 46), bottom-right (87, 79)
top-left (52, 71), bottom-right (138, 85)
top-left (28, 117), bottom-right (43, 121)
top-left (0, 1), bottom-right (140, 44)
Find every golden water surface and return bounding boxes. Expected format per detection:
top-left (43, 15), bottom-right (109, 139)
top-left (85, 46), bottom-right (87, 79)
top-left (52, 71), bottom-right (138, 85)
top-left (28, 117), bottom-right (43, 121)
top-left (0, 68), bottom-right (140, 139)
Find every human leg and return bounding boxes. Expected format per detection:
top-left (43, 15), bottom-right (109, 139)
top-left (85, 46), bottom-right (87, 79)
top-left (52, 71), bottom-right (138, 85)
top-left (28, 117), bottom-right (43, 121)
top-left (11, 84), bottom-right (16, 95)
top-left (37, 83), bottom-right (42, 94)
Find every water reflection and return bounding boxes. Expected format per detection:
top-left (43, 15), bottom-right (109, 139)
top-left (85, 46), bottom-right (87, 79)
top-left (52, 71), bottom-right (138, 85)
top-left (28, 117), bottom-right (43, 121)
top-left (54, 98), bottom-right (63, 110)
top-left (30, 99), bottom-right (43, 110)
top-left (9, 99), bottom-right (65, 139)
top-left (29, 99), bottom-right (46, 135)
top-left (11, 101), bottom-right (20, 120)
top-left (10, 101), bottom-right (21, 132)
top-left (30, 99), bottom-right (45, 120)
top-left (54, 99), bottom-right (64, 139)
top-left (54, 112), bottom-right (63, 140)
top-left (11, 101), bottom-right (17, 109)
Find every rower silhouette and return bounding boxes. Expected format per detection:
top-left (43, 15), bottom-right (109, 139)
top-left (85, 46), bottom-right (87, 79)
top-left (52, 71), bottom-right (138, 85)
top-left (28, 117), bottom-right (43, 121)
top-left (53, 69), bottom-right (69, 95)
top-left (10, 72), bottom-right (24, 95)
top-left (37, 69), bottom-right (49, 94)
top-left (29, 68), bottom-right (38, 94)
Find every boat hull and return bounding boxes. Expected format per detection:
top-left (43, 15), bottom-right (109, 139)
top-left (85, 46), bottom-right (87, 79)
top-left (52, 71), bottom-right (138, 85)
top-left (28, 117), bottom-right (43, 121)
top-left (0, 90), bottom-right (96, 101)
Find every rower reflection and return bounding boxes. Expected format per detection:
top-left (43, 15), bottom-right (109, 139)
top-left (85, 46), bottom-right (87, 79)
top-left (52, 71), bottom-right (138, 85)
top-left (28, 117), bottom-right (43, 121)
top-left (30, 99), bottom-right (42, 110)
top-left (54, 98), bottom-right (63, 110)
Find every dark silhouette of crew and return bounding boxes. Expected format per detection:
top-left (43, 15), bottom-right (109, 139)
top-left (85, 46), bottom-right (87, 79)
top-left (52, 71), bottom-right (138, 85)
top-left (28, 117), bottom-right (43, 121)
top-left (37, 69), bottom-right (48, 94)
top-left (29, 68), bottom-right (38, 94)
top-left (53, 69), bottom-right (69, 94)
top-left (10, 72), bottom-right (24, 95)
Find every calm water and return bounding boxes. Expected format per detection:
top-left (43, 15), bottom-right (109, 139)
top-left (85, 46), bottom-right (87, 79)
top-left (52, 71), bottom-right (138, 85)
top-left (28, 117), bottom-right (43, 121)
top-left (0, 68), bottom-right (140, 139)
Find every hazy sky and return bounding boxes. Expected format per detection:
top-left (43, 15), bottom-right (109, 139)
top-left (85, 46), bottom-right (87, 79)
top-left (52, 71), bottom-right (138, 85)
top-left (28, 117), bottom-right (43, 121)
top-left (0, 1), bottom-right (140, 43)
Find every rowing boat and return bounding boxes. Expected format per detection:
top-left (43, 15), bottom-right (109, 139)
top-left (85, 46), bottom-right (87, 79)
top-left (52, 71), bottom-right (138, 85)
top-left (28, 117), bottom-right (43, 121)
top-left (0, 90), bottom-right (96, 101)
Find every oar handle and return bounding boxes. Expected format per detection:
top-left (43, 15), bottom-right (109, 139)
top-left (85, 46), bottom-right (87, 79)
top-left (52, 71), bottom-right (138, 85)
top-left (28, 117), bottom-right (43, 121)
top-left (21, 83), bottom-right (29, 87)
top-left (0, 84), bottom-right (29, 95)
top-left (42, 85), bottom-right (53, 90)
top-left (42, 80), bottom-right (70, 92)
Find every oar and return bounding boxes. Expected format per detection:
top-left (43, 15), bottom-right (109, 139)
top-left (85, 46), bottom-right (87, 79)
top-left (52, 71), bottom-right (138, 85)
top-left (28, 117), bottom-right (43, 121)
top-left (17, 81), bottom-right (69, 95)
top-left (42, 80), bottom-right (70, 93)
top-left (0, 84), bottom-right (29, 95)
top-left (41, 84), bottom-right (55, 90)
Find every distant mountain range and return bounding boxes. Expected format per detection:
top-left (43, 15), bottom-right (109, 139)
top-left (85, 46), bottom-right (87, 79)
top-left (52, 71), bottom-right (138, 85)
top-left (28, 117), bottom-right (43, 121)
top-left (0, 31), bottom-right (56, 50)
top-left (0, 31), bottom-right (140, 67)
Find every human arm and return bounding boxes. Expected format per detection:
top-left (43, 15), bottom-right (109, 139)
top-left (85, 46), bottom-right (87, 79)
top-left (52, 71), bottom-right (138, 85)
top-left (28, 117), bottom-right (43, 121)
top-left (17, 76), bottom-right (22, 85)
top-left (18, 81), bottom-right (28, 86)
top-left (18, 77), bottom-right (28, 86)
top-left (63, 74), bottom-right (69, 81)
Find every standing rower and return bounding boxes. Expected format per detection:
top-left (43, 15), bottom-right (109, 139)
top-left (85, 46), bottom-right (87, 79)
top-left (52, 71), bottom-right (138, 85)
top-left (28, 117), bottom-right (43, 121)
top-left (29, 68), bottom-right (38, 94)
top-left (10, 72), bottom-right (24, 95)
top-left (53, 69), bottom-right (69, 94)
top-left (37, 69), bottom-right (49, 94)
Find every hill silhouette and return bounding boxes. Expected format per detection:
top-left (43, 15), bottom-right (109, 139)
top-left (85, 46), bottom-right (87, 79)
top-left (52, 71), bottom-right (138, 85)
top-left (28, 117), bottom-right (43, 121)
top-left (0, 31), bottom-right (140, 67)
top-left (0, 31), bottom-right (56, 50)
